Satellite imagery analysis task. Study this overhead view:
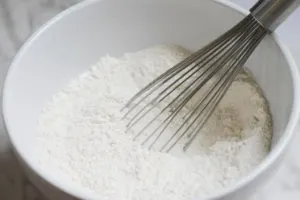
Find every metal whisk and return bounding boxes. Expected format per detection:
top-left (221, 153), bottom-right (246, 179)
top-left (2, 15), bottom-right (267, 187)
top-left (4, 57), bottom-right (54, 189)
top-left (123, 0), bottom-right (299, 152)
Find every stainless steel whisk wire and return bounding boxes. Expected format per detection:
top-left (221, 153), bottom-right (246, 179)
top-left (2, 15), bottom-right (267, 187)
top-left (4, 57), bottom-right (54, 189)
top-left (123, 0), bottom-right (300, 152)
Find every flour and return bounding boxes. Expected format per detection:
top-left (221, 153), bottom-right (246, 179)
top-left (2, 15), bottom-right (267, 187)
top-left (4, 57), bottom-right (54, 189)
top-left (36, 45), bottom-right (272, 200)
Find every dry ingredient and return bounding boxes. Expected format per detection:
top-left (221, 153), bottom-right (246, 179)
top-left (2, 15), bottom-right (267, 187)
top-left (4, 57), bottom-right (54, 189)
top-left (36, 45), bottom-right (272, 200)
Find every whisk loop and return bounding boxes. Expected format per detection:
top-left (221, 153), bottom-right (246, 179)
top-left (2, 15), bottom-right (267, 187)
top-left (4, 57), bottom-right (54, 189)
top-left (122, 0), bottom-right (300, 152)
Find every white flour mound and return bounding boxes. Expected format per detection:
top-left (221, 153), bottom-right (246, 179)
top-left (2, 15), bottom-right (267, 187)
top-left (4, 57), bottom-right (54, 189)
top-left (36, 45), bottom-right (272, 200)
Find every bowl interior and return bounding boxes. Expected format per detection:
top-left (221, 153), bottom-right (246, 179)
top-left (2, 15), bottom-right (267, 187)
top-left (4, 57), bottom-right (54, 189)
top-left (2, 0), bottom-right (295, 198)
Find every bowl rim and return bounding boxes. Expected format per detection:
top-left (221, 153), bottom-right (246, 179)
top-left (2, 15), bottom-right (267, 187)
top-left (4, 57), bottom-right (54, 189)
top-left (2, 0), bottom-right (300, 199)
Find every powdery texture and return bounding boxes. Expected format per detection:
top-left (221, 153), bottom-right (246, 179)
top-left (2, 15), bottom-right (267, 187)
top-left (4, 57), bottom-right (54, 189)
top-left (36, 45), bottom-right (272, 200)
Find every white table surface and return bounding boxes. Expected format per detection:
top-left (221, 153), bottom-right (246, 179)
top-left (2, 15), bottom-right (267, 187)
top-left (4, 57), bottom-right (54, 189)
top-left (0, 0), bottom-right (299, 199)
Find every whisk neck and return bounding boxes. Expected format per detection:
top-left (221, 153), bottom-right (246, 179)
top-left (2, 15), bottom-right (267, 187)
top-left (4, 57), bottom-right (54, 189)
top-left (250, 0), bottom-right (299, 32)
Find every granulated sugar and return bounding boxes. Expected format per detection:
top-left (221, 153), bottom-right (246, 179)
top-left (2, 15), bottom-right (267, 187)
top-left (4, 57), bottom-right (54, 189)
top-left (36, 45), bottom-right (272, 200)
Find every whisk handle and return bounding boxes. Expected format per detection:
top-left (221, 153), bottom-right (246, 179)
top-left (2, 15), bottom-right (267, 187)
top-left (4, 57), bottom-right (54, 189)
top-left (250, 0), bottom-right (300, 32)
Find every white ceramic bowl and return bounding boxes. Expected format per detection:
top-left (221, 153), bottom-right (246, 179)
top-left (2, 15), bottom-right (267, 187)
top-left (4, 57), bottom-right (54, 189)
top-left (2, 0), bottom-right (300, 199)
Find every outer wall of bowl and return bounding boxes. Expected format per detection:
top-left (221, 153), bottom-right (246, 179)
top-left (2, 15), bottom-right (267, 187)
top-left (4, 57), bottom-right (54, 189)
top-left (2, 0), bottom-right (300, 200)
